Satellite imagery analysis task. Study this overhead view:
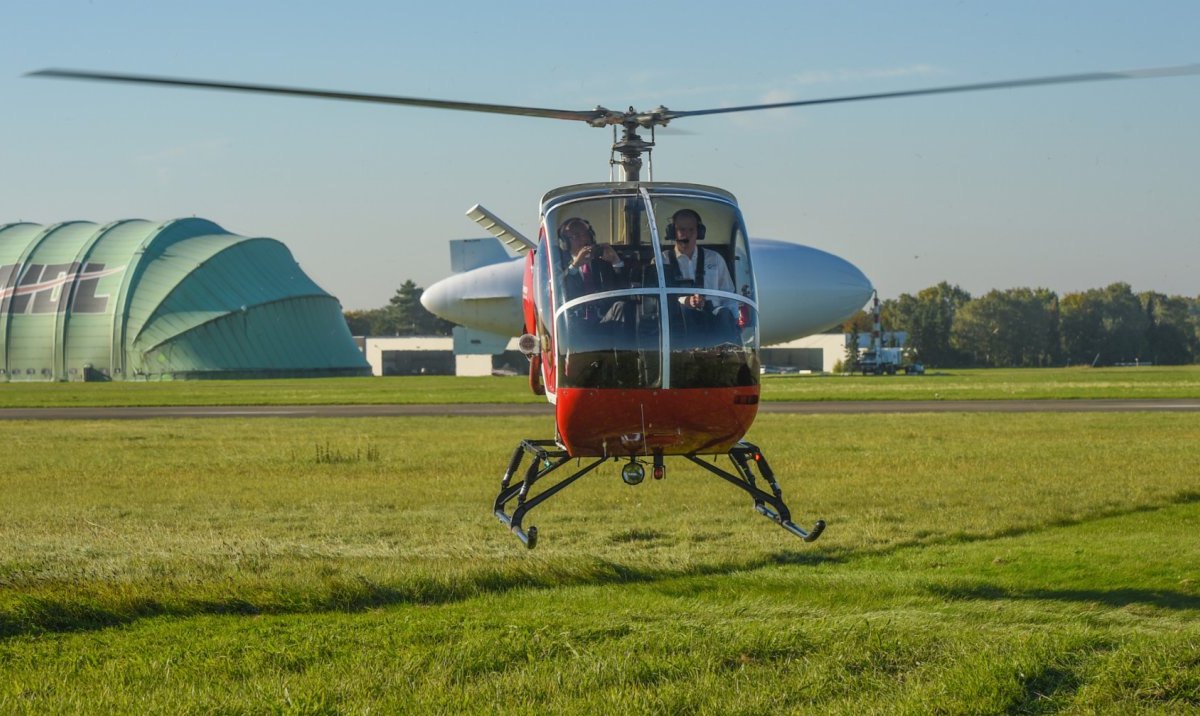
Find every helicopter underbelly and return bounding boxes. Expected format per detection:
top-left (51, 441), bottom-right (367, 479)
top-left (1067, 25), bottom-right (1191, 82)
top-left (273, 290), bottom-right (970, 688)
top-left (555, 386), bottom-right (759, 457)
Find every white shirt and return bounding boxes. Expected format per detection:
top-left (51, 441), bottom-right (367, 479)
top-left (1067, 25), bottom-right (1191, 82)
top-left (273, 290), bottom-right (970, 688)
top-left (669, 246), bottom-right (736, 311)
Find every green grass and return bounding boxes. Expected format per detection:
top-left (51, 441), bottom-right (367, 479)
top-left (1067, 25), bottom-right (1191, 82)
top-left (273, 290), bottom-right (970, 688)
top-left (0, 375), bottom-right (543, 408)
top-left (2, 365), bottom-right (1199, 407)
top-left (2, 413), bottom-right (1198, 712)
top-left (761, 364), bottom-right (1200, 401)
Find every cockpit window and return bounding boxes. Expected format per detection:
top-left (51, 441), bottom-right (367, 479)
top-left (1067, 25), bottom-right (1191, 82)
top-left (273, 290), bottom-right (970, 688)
top-left (545, 190), bottom-right (758, 390)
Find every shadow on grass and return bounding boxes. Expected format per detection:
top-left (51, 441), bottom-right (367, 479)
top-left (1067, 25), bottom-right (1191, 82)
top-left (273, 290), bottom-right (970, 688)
top-left (860, 489), bottom-right (1200, 560)
top-left (6, 494), bottom-right (1193, 641)
top-left (1004, 640), bottom-right (1114, 716)
top-left (0, 551), bottom-right (843, 640)
top-left (1011, 664), bottom-right (1083, 715)
top-left (927, 583), bottom-right (1200, 611)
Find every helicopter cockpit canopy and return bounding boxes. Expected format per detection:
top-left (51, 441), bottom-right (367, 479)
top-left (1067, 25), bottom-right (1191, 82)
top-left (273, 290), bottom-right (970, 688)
top-left (534, 183), bottom-right (760, 393)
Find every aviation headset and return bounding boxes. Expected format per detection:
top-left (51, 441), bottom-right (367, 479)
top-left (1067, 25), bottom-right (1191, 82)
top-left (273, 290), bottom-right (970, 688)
top-left (556, 217), bottom-right (596, 249)
top-left (665, 208), bottom-right (706, 242)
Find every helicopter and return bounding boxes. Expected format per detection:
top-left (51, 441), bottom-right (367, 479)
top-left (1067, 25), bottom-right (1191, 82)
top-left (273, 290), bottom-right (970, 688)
top-left (29, 63), bottom-right (1200, 548)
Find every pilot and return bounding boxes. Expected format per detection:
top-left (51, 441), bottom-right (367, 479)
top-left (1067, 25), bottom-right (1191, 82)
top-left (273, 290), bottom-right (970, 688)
top-left (559, 217), bottom-right (627, 303)
top-left (661, 209), bottom-right (738, 337)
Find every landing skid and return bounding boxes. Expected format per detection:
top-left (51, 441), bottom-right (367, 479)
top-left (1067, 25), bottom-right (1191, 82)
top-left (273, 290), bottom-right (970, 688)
top-left (494, 439), bottom-right (825, 549)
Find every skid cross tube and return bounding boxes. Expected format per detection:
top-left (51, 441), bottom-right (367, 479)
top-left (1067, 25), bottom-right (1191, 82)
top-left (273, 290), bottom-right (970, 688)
top-left (494, 439), bottom-right (607, 549)
top-left (685, 442), bottom-right (825, 542)
top-left (494, 439), bottom-right (823, 548)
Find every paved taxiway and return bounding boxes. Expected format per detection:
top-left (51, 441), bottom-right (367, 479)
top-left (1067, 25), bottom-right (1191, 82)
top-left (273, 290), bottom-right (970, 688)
top-left (1, 399), bottom-right (1198, 420)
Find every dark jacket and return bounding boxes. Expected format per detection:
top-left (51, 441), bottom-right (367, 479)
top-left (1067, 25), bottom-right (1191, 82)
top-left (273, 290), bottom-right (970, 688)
top-left (562, 256), bottom-right (629, 302)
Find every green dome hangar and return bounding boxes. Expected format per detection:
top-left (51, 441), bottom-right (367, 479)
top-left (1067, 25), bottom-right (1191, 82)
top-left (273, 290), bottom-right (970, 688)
top-left (0, 218), bottom-right (369, 381)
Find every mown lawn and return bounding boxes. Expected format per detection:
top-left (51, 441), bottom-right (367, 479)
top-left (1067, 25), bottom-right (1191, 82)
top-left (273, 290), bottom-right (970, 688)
top-left (1, 365), bottom-right (1198, 407)
top-left (760, 364), bottom-right (1200, 401)
top-left (1, 412), bottom-right (1197, 712)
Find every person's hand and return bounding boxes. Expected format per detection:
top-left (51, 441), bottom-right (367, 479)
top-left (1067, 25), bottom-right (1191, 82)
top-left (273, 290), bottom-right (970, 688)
top-left (570, 246), bottom-right (593, 268)
top-left (598, 244), bottom-right (619, 264)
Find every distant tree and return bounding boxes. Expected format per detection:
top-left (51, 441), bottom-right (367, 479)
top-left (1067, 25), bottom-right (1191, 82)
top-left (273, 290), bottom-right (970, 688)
top-left (342, 280), bottom-right (456, 336)
top-left (1037, 288), bottom-right (1063, 366)
top-left (1059, 291), bottom-right (1103, 365)
top-left (1141, 291), bottom-right (1196, 364)
top-left (886, 282), bottom-right (972, 367)
top-left (839, 309), bottom-right (875, 334)
top-left (381, 280), bottom-right (424, 335)
top-left (343, 309), bottom-right (376, 336)
top-left (1099, 282), bottom-right (1149, 363)
top-left (1188, 296), bottom-right (1200, 362)
top-left (378, 280), bottom-right (456, 335)
top-left (1060, 283), bottom-right (1150, 365)
top-left (843, 324), bottom-right (861, 372)
top-left (951, 288), bottom-right (1059, 367)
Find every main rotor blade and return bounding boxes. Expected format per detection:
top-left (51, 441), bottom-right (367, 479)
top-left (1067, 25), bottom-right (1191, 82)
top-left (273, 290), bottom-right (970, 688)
top-left (27, 68), bottom-right (604, 124)
top-left (664, 63), bottom-right (1200, 120)
top-left (29, 63), bottom-right (1200, 128)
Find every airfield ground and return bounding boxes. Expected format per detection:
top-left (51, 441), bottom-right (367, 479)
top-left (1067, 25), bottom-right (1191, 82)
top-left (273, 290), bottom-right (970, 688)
top-left (0, 365), bottom-right (1198, 408)
top-left (1, 367), bottom-right (1198, 712)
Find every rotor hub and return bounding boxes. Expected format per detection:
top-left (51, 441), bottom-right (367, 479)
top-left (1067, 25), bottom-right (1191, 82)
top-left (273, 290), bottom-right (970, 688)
top-left (609, 112), bottom-right (665, 182)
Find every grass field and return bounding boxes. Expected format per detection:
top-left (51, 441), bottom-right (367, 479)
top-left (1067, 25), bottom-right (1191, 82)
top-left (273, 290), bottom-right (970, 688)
top-left (2, 365), bottom-right (1199, 408)
top-left (761, 364), bottom-right (1200, 402)
top-left (2, 411), bottom-right (1198, 712)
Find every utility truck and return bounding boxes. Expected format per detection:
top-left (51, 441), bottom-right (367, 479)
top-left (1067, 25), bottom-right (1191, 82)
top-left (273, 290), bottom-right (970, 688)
top-left (856, 292), bottom-right (924, 375)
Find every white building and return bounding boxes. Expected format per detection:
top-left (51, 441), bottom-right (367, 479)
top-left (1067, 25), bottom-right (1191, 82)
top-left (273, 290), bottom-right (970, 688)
top-left (359, 334), bottom-right (526, 377)
top-left (359, 332), bottom-right (863, 376)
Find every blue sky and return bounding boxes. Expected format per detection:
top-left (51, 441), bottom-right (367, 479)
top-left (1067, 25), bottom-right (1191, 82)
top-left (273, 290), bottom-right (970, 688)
top-left (3, 1), bottom-right (1198, 309)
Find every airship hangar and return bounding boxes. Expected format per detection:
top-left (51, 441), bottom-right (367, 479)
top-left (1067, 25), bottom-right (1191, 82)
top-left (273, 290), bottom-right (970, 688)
top-left (0, 218), bottom-right (369, 381)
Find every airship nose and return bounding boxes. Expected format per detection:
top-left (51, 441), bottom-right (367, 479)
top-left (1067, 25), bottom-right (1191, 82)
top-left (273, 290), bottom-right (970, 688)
top-left (822, 252), bottom-right (874, 314)
top-left (420, 276), bottom-right (457, 321)
top-left (750, 239), bottom-right (874, 345)
top-left (420, 259), bottom-right (526, 336)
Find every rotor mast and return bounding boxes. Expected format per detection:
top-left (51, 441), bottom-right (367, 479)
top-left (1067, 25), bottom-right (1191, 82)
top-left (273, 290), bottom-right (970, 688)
top-left (592, 105), bottom-right (671, 182)
top-left (613, 116), bottom-right (652, 181)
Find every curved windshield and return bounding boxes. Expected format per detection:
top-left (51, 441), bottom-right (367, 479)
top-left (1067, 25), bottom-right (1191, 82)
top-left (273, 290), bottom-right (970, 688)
top-left (649, 195), bottom-right (758, 388)
top-left (549, 194), bottom-right (657, 389)
top-left (548, 189), bottom-right (758, 390)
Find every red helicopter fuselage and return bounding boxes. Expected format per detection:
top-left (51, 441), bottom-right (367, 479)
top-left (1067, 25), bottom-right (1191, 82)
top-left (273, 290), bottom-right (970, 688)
top-left (521, 182), bottom-right (763, 458)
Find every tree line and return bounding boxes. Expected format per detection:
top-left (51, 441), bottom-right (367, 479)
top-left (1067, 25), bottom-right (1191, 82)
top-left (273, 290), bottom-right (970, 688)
top-left (352, 278), bottom-right (1200, 366)
top-left (843, 282), bottom-right (1200, 368)
top-left (343, 280), bottom-right (455, 337)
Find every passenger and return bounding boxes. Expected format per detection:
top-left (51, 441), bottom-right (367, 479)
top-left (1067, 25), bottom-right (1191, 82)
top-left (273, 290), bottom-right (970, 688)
top-left (559, 217), bottom-right (626, 301)
top-left (556, 217), bottom-right (632, 340)
top-left (661, 209), bottom-right (738, 340)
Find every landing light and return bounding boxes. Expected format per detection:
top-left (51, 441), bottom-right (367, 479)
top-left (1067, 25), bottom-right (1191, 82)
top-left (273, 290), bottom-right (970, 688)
top-left (621, 460), bottom-right (645, 486)
top-left (517, 333), bottom-right (539, 356)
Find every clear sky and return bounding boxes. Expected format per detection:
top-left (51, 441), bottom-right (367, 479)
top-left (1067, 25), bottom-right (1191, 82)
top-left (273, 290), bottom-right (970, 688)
top-left (3, 1), bottom-right (1198, 310)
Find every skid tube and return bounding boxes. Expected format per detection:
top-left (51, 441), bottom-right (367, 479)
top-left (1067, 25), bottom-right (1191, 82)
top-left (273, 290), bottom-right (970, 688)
top-left (685, 441), bottom-right (825, 542)
top-left (494, 439), bottom-right (607, 549)
top-left (495, 439), bottom-right (824, 548)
